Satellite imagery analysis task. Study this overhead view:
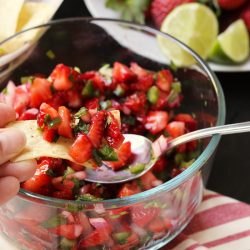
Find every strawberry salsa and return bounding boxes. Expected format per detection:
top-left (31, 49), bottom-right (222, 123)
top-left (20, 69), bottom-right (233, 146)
top-left (1, 62), bottom-right (199, 199)
top-left (0, 62), bottom-right (201, 249)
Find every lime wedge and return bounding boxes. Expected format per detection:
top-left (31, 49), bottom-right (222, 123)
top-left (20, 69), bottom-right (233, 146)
top-left (158, 3), bottom-right (218, 66)
top-left (209, 19), bottom-right (249, 64)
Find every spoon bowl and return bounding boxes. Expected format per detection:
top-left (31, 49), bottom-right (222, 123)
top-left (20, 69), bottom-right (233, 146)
top-left (85, 121), bottom-right (250, 184)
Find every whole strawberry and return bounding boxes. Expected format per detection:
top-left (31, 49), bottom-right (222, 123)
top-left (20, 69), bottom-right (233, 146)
top-left (218, 0), bottom-right (246, 10)
top-left (150, 0), bottom-right (195, 28)
top-left (241, 2), bottom-right (250, 33)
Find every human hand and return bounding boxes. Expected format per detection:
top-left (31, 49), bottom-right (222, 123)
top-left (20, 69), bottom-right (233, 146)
top-left (0, 103), bottom-right (36, 205)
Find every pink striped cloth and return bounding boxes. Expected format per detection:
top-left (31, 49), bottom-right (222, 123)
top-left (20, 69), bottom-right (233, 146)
top-left (162, 189), bottom-right (250, 250)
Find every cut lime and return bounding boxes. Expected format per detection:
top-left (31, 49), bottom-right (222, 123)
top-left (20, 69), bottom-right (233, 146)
top-left (209, 19), bottom-right (249, 64)
top-left (158, 3), bottom-right (218, 66)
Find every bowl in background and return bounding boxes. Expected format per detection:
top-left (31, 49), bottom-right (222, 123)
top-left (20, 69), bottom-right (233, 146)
top-left (0, 18), bottom-right (225, 250)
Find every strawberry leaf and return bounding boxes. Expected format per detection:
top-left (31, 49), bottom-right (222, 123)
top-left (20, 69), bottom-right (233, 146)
top-left (105, 0), bottom-right (151, 24)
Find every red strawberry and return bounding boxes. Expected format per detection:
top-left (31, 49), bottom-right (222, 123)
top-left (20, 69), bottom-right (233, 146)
top-left (104, 141), bottom-right (132, 171)
top-left (112, 62), bottom-right (136, 83)
top-left (241, 2), bottom-right (250, 33)
top-left (130, 62), bottom-right (150, 78)
top-left (50, 64), bottom-right (74, 91)
top-left (218, 0), bottom-right (246, 10)
top-left (152, 156), bottom-right (168, 172)
top-left (156, 69), bottom-right (173, 93)
top-left (48, 224), bottom-right (83, 240)
top-left (29, 77), bottom-right (52, 108)
top-left (78, 229), bottom-right (110, 248)
top-left (88, 110), bottom-right (107, 148)
top-left (150, 0), bottom-right (194, 28)
top-left (130, 74), bottom-right (154, 92)
top-left (58, 106), bottom-right (73, 139)
top-left (105, 112), bottom-right (124, 149)
top-left (174, 113), bottom-right (197, 131)
top-left (123, 92), bottom-right (147, 114)
top-left (166, 121), bottom-right (185, 138)
top-left (145, 111), bottom-right (168, 134)
top-left (140, 170), bottom-right (162, 190)
top-left (118, 181), bottom-right (141, 198)
top-left (148, 218), bottom-right (167, 233)
top-left (131, 206), bottom-right (160, 227)
top-left (21, 162), bottom-right (52, 196)
top-left (69, 133), bottom-right (93, 164)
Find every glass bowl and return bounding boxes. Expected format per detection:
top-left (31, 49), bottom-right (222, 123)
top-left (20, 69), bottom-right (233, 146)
top-left (0, 18), bottom-right (225, 250)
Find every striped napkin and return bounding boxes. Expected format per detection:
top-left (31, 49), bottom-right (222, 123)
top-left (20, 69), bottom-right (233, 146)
top-left (163, 189), bottom-right (250, 250)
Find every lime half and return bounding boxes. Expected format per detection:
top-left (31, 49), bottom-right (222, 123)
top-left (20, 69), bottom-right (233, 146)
top-left (158, 3), bottom-right (218, 66)
top-left (209, 19), bottom-right (249, 64)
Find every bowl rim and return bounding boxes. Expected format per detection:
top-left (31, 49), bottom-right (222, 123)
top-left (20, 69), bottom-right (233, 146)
top-left (0, 17), bottom-right (226, 207)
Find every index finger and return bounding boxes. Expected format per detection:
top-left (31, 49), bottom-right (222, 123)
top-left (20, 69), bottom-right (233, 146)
top-left (0, 103), bottom-right (16, 127)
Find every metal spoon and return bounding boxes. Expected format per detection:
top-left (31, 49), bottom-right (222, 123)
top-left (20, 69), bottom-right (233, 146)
top-left (85, 121), bottom-right (250, 184)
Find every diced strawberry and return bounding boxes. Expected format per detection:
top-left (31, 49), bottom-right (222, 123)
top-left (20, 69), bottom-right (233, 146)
top-left (52, 190), bottom-right (73, 200)
top-left (40, 102), bottom-right (59, 120)
top-left (104, 141), bottom-right (132, 171)
top-left (166, 121), bottom-right (185, 138)
top-left (118, 181), bottom-right (141, 198)
top-left (84, 97), bottom-right (100, 110)
top-left (174, 113), bottom-right (197, 131)
top-left (112, 62), bottom-right (136, 83)
top-left (48, 224), bottom-right (83, 240)
top-left (130, 74), bottom-right (154, 92)
top-left (88, 110), bottom-right (107, 148)
top-left (18, 108), bottom-right (39, 120)
top-left (69, 133), bottom-right (93, 164)
top-left (123, 92), bottom-right (147, 114)
top-left (131, 205), bottom-right (160, 227)
top-left (58, 106), bottom-right (73, 138)
top-left (145, 111), bottom-right (168, 134)
top-left (152, 90), bottom-right (169, 110)
top-left (21, 162), bottom-right (52, 196)
top-left (105, 112), bottom-right (124, 149)
top-left (130, 62), bottom-right (149, 78)
top-left (29, 78), bottom-right (52, 108)
top-left (80, 70), bottom-right (96, 80)
top-left (152, 156), bottom-right (167, 172)
top-left (156, 69), bottom-right (173, 93)
top-left (78, 229), bottom-right (110, 248)
top-left (66, 90), bottom-right (82, 108)
top-left (140, 170), bottom-right (162, 190)
top-left (148, 219), bottom-right (166, 235)
top-left (50, 64), bottom-right (74, 91)
top-left (42, 127), bottom-right (57, 142)
top-left (150, 0), bottom-right (194, 28)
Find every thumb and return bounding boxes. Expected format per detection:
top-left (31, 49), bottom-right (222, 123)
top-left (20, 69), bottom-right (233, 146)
top-left (0, 128), bottom-right (26, 165)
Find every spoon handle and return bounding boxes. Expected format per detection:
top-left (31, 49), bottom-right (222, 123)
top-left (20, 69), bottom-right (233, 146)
top-left (168, 121), bottom-right (250, 150)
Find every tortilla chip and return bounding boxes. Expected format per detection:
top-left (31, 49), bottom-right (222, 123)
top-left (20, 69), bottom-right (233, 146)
top-left (0, 0), bottom-right (24, 42)
top-left (6, 110), bottom-right (121, 165)
top-left (7, 120), bottom-right (77, 163)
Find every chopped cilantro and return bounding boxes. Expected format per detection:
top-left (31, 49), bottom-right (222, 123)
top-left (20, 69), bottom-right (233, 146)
top-left (98, 145), bottom-right (118, 161)
top-left (46, 169), bottom-right (56, 177)
top-left (41, 214), bottom-right (67, 228)
top-left (47, 117), bottom-right (62, 129)
top-left (82, 80), bottom-right (95, 97)
top-left (73, 120), bottom-right (90, 134)
top-left (74, 107), bottom-right (88, 118)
